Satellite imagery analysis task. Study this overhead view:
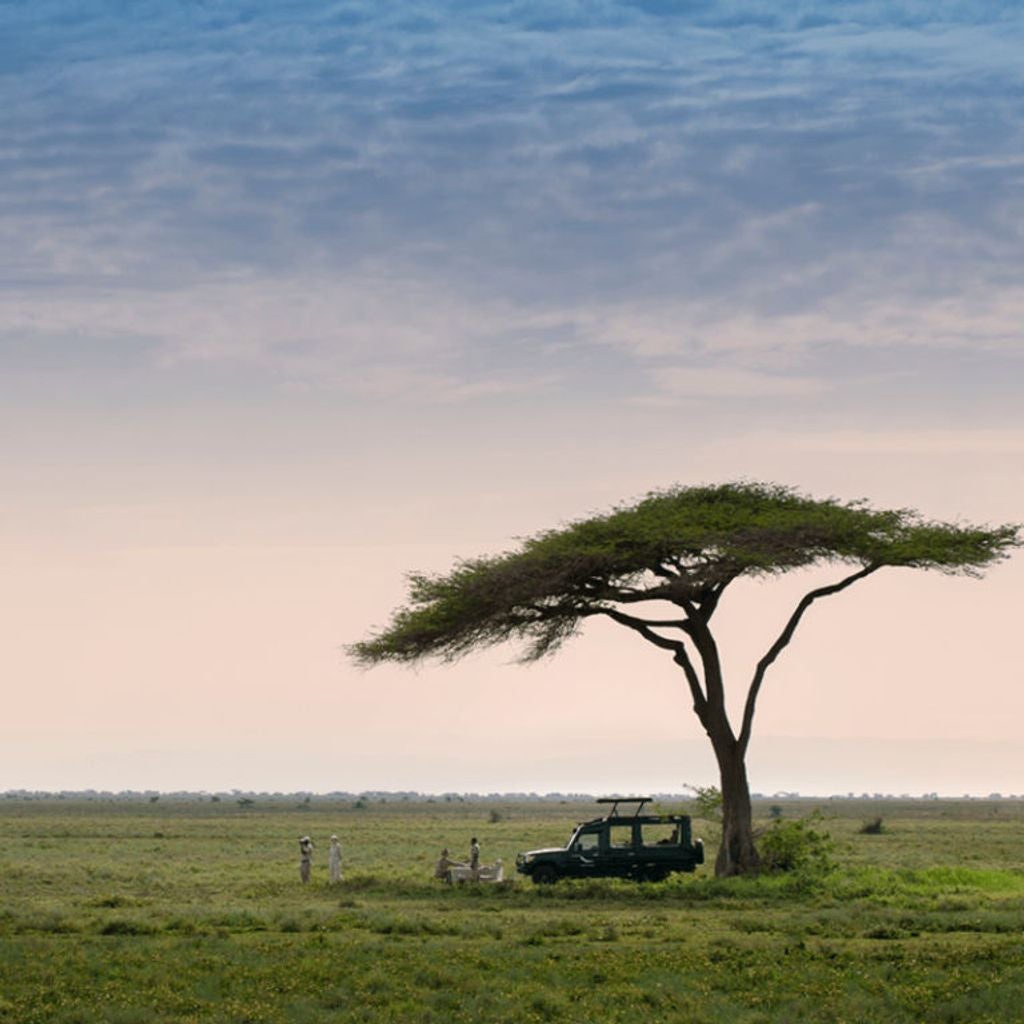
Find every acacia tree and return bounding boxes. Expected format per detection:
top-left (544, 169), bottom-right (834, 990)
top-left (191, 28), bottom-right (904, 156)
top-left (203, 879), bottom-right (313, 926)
top-left (350, 482), bottom-right (1020, 876)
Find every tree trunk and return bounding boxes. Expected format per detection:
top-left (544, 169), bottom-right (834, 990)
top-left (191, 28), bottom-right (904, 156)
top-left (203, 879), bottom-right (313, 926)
top-left (712, 735), bottom-right (760, 876)
top-left (677, 620), bottom-right (761, 876)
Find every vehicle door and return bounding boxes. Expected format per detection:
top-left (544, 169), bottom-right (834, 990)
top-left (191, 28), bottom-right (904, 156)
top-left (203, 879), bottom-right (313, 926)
top-left (567, 827), bottom-right (603, 876)
top-left (605, 821), bottom-right (638, 876)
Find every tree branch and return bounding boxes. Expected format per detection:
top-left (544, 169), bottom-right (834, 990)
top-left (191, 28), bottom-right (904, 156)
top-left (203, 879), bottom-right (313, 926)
top-left (738, 563), bottom-right (880, 753)
top-left (698, 574), bottom-right (739, 621)
top-left (650, 562), bottom-right (680, 580)
top-left (678, 599), bottom-right (728, 720)
top-left (672, 643), bottom-right (709, 721)
top-left (598, 607), bottom-right (687, 651)
top-left (584, 582), bottom-right (678, 604)
top-left (597, 607), bottom-right (710, 718)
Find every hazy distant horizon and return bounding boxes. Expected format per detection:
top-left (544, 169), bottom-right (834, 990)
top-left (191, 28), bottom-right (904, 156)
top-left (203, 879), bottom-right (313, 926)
top-left (5, 735), bottom-right (1020, 800)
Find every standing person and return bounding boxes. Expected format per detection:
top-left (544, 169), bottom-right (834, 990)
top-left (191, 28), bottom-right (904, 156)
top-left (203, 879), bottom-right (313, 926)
top-left (298, 836), bottom-right (314, 884)
top-left (469, 836), bottom-right (480, 881)
top-left (328, 834), bottom-right (343, 883)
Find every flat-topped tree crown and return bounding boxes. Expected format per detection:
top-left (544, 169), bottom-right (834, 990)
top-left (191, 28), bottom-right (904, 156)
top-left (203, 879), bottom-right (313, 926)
top-left (350, 482), bottom-right (1019, 876)
top-left (350, 481), bottom-right (1018, 665)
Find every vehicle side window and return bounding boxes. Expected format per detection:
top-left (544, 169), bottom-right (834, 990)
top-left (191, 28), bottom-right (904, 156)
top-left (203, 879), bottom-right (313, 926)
top-left (573, 832), bottom-right (600, 853)
top-left (641, 823), bottom-right (679, 847)
top-left (609, 824), bottom-right (633, 848)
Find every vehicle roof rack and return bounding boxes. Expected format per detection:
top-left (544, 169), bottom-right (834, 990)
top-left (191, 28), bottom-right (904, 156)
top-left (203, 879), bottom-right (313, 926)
top-left (596, 796), bottom-right (651, 818)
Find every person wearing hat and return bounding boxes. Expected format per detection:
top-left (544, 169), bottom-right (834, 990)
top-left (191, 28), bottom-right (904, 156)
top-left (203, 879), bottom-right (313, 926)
top-left (298, 836), bottom-right (314, 884)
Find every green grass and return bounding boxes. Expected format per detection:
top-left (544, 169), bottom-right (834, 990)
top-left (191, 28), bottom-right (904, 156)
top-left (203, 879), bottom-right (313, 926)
top-left (1, 797), bottom-right (1023, 1022)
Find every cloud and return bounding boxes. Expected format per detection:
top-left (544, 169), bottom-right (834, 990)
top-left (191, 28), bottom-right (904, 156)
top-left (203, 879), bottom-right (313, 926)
top-left (3, 1), bottom-right (1024, 412)
top-left (0, 270), bottom-right (582, 403)
top-left (3, 261), bottom-right (1022, 419)
top-left (651, 366), bottom-right (825, 400)
top-left (5, 1), bottom-right (1023, 304)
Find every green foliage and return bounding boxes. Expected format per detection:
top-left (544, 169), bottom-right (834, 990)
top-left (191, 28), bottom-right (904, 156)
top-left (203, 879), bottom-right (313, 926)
top-left (350, 481), bottom-right (1020, 665)
top-left (685, 783), bottom-right (724, 821)
top-left (758, 814), bottom-right (836, 874)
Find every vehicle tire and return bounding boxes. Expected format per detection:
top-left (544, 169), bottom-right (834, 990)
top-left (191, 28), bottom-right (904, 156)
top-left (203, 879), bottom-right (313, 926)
top-left (532, 864), bottom-right (559, 885)
top-left (638, 866), bottom-right (668, 883)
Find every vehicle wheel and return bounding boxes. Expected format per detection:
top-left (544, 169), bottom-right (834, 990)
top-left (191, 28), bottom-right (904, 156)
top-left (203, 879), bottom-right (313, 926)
top-left (638, 866), bottom-right (668, 883)
top-left (532, 864), bottom-right (559, 885)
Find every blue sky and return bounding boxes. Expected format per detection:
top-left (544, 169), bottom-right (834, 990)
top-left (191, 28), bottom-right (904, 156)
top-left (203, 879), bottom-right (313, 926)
top-left (2, 1), bottom-right (1022, 794)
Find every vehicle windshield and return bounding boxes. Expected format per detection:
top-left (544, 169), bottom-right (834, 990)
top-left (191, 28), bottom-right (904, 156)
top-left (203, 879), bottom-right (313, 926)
top-left (571, 830), bottom-right (601, 853)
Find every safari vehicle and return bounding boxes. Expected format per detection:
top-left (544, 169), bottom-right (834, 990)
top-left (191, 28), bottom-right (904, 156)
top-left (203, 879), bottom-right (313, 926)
top-left (515, 797), bottom-right (704, 884)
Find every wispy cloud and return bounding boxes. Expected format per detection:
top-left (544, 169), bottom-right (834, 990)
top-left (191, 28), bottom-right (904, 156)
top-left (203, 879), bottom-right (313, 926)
top-left (3, 1), bottom-right (1023, 408)
top-left (651, 366), bottom-right (825, 400)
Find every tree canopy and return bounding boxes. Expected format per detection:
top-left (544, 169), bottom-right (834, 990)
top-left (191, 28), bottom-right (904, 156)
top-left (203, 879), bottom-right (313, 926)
top-left (351, 481), bottom-right (1018, 667)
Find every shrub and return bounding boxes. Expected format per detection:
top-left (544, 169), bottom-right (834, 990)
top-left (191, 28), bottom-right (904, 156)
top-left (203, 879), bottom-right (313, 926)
top-left (859, 816), bottom-right (885, 834)
top-left (684, 782), bottom-right (723, 821)
top-left (759, 815), bottom-right (835, 874)
top-left (99, 918), bottom-right (157, 936)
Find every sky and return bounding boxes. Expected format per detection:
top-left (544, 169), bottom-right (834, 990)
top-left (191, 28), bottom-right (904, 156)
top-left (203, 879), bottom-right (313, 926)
top-left (2, 0), bottom-right (1022, 797)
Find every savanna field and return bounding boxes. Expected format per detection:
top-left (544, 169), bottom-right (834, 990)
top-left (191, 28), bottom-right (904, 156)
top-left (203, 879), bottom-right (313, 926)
top-left (2, 796), bottom-right (1023, 1023)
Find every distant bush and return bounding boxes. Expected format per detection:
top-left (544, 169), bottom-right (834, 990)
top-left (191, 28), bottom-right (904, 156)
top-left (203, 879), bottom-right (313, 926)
top-left (859, 817), bottom-right (885, 834)
top-left (488, 809), bottom-right (502, 823)
top-left (91, 895), bottom-right (134, 909)
top-left (758, 815), bottom-right (835, 874)
top-left (684, 783), bottom-right (723, 821)
top-left (99, 918), bottom-right (157, 936)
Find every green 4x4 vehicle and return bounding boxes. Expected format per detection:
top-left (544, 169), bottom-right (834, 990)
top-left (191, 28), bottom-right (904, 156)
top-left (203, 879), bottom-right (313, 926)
top-left (515, 797), bottom-right (704, 884)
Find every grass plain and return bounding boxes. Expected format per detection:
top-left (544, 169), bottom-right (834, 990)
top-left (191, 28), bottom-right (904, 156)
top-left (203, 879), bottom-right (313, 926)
top-left (1, 795), bottom-right (1023, 1023)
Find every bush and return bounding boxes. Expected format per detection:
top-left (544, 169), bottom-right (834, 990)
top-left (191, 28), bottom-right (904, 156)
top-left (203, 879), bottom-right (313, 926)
top-left (758, 815), bottom-right (835, 874)
top-left (684, 783), bottom-right (723, 821)
top-left (99, 918), bottom-right (157, 936)
top-left (859, 817), bottom-right (885, 834)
